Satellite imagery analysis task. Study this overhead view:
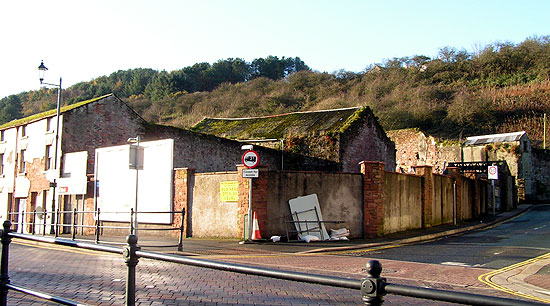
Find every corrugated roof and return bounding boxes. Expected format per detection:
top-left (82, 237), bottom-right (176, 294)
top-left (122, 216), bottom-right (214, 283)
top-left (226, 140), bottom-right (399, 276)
top-left (0, 94), bottom-right (113, 130)
top-left (191, 107), bottom-right (366, 139)
top-left (464, 131), bottom-right (526, 145)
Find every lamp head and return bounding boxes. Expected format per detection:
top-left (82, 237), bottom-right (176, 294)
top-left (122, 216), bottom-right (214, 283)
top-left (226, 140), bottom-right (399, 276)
top-left (38, 60), bottom-right (48, 84)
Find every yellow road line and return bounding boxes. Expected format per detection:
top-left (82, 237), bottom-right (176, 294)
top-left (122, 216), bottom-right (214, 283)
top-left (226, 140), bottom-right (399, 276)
top-left (478, 252), bottom-right (550, 303)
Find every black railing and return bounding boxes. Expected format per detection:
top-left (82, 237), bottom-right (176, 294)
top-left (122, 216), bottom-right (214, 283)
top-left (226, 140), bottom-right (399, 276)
top-left (0, 220), bottom-right (545, 306)
top-left (8, 208), bottom-right (185, 251)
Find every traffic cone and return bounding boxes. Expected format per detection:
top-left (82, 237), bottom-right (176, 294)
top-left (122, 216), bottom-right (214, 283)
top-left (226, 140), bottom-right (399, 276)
top-left (251, 211), bottom-right (262, 240)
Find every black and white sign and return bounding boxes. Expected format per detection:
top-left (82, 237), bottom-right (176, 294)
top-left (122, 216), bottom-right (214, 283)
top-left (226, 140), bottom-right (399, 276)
top-left (488, 165), bottom-right (498, 180)
top-left (242, 150), bottom-right (259, 169)
top-left (242, 168), bottom-right (259, 178)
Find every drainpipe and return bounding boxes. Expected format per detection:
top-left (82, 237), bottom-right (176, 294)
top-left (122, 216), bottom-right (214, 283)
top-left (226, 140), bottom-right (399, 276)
top-left (281, 139), bottom-right (284, 171)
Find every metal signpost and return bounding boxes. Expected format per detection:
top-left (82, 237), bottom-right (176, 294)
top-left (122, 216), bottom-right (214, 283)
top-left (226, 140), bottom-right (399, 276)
top-left (242, 149), bottom-right (259, 241)
top-left (488, 165), bottom-right (498, 215)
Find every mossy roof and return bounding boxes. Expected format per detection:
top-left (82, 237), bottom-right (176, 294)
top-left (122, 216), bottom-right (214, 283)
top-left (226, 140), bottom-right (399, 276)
top-left (191, 107), bottom-right (366, 140)
top-left (0, 94), bottom-right (113, 130)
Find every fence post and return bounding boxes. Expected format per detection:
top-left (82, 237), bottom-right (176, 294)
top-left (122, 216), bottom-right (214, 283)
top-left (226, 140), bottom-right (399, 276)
top-left (130, 209), bottom-right (134, 235)
top-left (54, 208), bottom-right (59, 238)
top-left (177, 208), bottom-right (185, 252)
top-left (361, 260), bottom-right (386, 306)
top-left (43, 209), bottom-right (47, 236)
top-left (0, 220), bottom-right (12, 306)
top-left (123, 234), bottom-right (140, 306)
top-left (95, 208), bottom-right (101, 244)
top-left (72, 208), bottom-right (77, 240)
top-left (32, 210), bottom-right (36, 235)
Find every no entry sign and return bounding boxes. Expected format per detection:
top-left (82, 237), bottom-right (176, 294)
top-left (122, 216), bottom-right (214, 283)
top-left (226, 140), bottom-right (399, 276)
top-left (242, 150), bottom-right (259, 169)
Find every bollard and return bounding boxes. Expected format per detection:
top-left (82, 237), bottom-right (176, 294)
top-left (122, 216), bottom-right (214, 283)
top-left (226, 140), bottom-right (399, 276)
top-left (123, 234), bottom-right (140, 306)
top-left (361, 260), bottom-right (386, 306)
top-left (0, 221), bottom-right (12, 306)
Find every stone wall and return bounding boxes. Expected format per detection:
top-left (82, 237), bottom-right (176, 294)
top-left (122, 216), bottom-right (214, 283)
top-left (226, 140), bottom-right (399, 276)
top-left (387, 129), bottom-right (460, 174)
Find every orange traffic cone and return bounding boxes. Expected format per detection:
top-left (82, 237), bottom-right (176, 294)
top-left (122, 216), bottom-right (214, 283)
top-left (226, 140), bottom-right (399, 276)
top-left (251, 211), bottom-right (262, 240)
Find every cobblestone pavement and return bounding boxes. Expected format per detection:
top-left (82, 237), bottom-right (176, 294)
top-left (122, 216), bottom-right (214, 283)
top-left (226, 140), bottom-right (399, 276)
top-left (6, 241), bottom-right (468, 305)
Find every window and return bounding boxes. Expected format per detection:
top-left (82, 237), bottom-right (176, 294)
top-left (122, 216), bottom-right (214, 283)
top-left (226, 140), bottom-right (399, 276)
top-left (45, 145), bottom-right (53, 170)
top-left (46, 117), bottom-right (52, 132)
top-left (19, 149), bottom-right (26, 173)
top-left (21, 125), bottom-right (27, 137)
top-left (0, 153), bottom-right (3, 175)
top-left (0, 130), bottom-right (4, 142)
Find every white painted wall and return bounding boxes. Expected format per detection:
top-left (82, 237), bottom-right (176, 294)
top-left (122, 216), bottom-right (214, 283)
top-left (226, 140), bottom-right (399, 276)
top-left (0, 115), bottom-right (63, 222)
top-left (95, 139), bottom-right (174, 224)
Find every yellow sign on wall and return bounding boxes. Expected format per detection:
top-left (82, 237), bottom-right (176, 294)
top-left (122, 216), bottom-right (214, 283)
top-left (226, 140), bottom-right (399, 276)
top-left (220, 181), bottom-right (239, 202)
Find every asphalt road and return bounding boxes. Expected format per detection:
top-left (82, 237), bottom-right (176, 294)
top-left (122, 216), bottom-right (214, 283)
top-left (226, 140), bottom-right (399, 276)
top-left (345, 204), bottom-right (550, 270)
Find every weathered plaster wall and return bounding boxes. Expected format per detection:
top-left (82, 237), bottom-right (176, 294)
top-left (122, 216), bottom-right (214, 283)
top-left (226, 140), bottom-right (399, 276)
top-left (189, 172), bottom-right (240, 238)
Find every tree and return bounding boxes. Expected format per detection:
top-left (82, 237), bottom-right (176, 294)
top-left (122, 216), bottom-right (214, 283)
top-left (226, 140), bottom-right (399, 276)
top-left (0, 95), bottom-right (23, 124)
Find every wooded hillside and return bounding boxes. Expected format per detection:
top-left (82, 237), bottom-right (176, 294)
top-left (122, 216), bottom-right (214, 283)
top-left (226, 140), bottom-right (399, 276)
top-left (1, 36), bottom-right (549, 147)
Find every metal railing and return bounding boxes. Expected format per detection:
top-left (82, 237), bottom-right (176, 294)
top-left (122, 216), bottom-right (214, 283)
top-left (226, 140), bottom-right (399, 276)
top-left (0, 220), bottom-right (545, 306)
top-left (8, 208), bottom-right (185, 251)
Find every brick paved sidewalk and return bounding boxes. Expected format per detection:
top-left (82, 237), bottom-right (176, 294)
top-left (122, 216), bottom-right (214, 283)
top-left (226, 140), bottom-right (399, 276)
top-left (8, 242), bottom-right (461, 305)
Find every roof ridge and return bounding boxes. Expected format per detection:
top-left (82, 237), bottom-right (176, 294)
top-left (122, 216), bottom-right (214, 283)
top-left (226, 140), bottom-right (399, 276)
top-left (205, 106), bottom-right (362, 121)
top-left (0, 93), bottom-right (114, 130)
top-left (466, 131), bottom-right (526, 140)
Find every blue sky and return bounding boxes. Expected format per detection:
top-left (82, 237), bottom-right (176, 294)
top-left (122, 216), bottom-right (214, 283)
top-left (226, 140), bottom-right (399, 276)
top-left (1, 0), bottom-right (548, 98)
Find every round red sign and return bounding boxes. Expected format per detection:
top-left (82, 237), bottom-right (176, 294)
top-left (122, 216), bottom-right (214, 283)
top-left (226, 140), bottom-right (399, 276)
top-left (242, 150), bottom-right (259, 168)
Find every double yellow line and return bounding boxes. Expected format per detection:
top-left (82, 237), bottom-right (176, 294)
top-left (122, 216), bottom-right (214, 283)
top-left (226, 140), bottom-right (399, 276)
top-left (478, 252), bottom-right (550, 303)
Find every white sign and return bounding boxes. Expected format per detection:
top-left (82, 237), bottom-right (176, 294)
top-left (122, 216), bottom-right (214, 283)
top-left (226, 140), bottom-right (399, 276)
top-left (242, 150), bottom-right (259, 168)
top-left (96, 139), bottom-right (174, 224)
top-left (242, 169), bottom-right (259, 178)
top-left (488, 165), bottom-right (498, 180)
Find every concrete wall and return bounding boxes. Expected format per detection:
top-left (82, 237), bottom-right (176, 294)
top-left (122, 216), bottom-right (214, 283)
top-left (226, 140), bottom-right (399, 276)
top-left (433, 174), bottom-right (454, 226)
top-left (382, 172), bottom-right (422, 233)
top-left (265, 171), bottom-right (363, 238)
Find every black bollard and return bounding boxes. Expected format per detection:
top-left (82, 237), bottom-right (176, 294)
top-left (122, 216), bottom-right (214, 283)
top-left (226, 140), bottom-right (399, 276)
top-left (123, 234), bottom-right (140, 306)
top-left (0, 221), bottom-right (12, 306)
top-left (361, 260), bottom-right (386, 306)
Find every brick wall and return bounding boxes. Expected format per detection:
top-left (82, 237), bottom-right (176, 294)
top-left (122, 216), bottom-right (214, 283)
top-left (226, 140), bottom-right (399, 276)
top-left (62, 95), bottom-right (146, 174)
top-left (360, 161), bottom-right (386, 238)
top-left (342, 113), bottom-right (396, 172)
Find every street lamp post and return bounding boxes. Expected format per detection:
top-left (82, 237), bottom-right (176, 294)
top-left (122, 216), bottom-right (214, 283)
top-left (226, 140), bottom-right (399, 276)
top-left (38, 61), bottom-right (62, 235)
top-left (128, 136), bottom-right (141, 235)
